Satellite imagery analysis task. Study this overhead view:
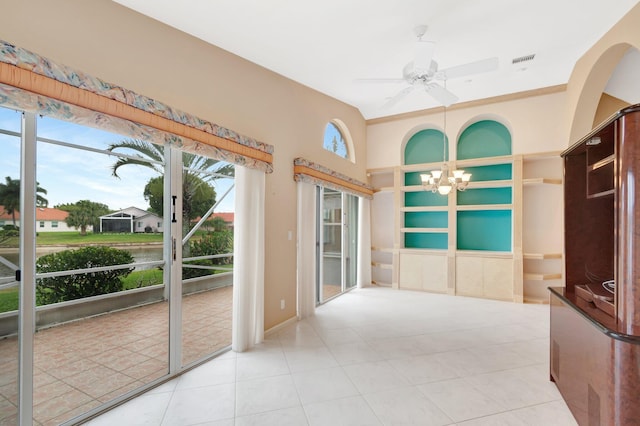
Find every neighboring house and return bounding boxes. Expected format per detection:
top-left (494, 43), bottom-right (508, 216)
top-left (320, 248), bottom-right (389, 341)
top-left (192, 212), bottom-right (235, 230)
top-left (0, 205), bottom-right (75, 232)
top-left (211, 212), bottom-right (234, 229)
top-left (99, 207), bottom-right (163, 233)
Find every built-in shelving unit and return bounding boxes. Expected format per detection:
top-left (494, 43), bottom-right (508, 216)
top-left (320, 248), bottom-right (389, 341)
top-left (521, 152), bottom-right (564, 303)
top-left (369, 168), bottom-right (396, 287)
top-left (367, 122), bottom-right (564, 303)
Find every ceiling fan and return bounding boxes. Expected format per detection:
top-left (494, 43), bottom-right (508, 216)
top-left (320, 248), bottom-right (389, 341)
top-left (360, 25), bottom-right (499, 109)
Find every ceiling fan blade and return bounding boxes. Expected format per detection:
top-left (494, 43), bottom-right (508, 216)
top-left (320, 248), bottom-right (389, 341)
top-left (437, 57), bottom-right (499, 80)
top-left (414, 40), bottom-right (435, 71)
top-left (382, 86), bottom-right (416, 109)
top-left (425, 83), bottom-right (459, 107)
top-left (354, 78), bottom-right (407, 84)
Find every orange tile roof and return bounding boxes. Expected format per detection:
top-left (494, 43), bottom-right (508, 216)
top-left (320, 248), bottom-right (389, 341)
top-left (0, 205), bottom-right (69, 221)
top-left (212, 212), bottom-right (234, 223)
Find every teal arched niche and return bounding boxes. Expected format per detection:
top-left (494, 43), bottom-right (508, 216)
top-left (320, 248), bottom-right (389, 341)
top-left (457, 120), bottom-right (511, 160)
top-left (403, 128), bottom-right (449, 250)
top-left (404, 129), bottom-right (448, 165)
top-left (456, 119), bottom-right (512, 252)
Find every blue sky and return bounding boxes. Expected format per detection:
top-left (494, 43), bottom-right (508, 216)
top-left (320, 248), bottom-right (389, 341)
top-left (0, 106), bottom-right (235, 213)
top-left (323, 122), bottom-right (348, 158)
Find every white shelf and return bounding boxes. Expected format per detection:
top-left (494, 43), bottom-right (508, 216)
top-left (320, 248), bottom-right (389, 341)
top-left (465, 179), bottom-right (513, 189)
top-left (401, 206), bottom-right (448, 212)
top-left (400, 161), bottom-right (448, 173)
top-left (524, 253), bottom-right (562, 260)
top-left (456, 204), bottom-right (513, 211)
top-left (523, 178), bottom-right (562, 185)
top-left (524, 272), bottom-right (562, 281)
top-left (374, 186), bottom-right (394, 193)
top-left (455, 155), bottom-right (514, 168)
top-left (524, 296), bottom-right (550, 304)
top-left (371, 262), bottom-right (393, 269)
top-left (367, 167), bottom-right (395, 175)
top-left (402, 185), bottom-right (426, 192)
top-left (371, 246), bottom-right (394, 253)
top-left (401, 227), bottom-right (448, 233)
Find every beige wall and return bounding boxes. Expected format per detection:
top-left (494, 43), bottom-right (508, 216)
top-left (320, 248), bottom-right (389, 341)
top-left (594, 93), bottom-right (630, 128)
top-left (367, 88), bottom-right (570, 170)
top-left (0, 0), bottom-right (368, 329)
top-left (368, 1), bottom-right (640, 168)
top-left (566, 3), bottom-right (640, 143)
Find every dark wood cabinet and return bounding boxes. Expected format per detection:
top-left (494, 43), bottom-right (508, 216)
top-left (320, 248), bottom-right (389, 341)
top-left (550, 104), bottom-right (640, 425)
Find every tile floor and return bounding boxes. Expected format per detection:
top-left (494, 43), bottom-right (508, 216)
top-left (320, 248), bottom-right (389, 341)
top-left (0, 286), bottom-right (232, 425)
top-left (87, 287), bottom-right (577, 426)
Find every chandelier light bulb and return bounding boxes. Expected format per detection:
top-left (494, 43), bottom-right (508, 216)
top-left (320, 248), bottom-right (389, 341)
top-left (438, 184), bottom-right (452, 195)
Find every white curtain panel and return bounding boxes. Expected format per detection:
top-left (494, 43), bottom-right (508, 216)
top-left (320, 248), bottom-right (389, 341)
top-left (297, 182), bottom-right (317, 319)
top-left (357, 197), bottom-right (372, 288)
top-left (232, 166), bottom-right (265, 352)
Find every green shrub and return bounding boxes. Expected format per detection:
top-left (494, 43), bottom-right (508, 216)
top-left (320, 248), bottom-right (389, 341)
top-left (36, 246), bottom-right (134, 305)
top-left (183, 230), bottom-right (233, 279)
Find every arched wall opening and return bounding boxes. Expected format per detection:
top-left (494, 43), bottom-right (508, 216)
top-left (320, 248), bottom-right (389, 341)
top-left (568, 42), bottom-right (639, 143)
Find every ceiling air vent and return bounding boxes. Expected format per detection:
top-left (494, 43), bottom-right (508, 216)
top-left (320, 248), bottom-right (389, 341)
top-left (512, 54), bottom-right (536, 64)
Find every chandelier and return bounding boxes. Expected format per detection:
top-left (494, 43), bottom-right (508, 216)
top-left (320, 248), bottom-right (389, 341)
top-left (419, 102), bottom-right (471, 195)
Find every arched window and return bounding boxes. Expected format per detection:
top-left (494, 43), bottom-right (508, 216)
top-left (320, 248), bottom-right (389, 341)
top-left (323, 121), bottom-right (349, 159)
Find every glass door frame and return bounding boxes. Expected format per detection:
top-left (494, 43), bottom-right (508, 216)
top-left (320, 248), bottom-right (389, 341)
top-left (315, 187), bottom-right (358, 305)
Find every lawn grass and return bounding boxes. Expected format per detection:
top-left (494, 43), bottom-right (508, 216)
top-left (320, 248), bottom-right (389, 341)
top-left (37, 232), bottom-right (163, 246)
top-left (0, 230), bottom-right (214, 247)
top-left (0, 288), bottom-right (19, 312)
top-left (122, 268), bottom-right (164, 289)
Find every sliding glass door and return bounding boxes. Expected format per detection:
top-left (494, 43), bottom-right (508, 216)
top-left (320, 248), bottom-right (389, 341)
top-left (0, 106), bottom-right (235, 425)
top-left (0, 106), bottom-right (22, 424)
top-left (316, 187), bottom-right (358, 304)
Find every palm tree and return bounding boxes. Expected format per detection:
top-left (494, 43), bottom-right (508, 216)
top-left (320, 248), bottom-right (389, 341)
top-left (108, 139), bottom-right (234, 181)
top-left (0, 176), bottom-right (49, 227)
top-left (107, 139), bottom-right (234, 223)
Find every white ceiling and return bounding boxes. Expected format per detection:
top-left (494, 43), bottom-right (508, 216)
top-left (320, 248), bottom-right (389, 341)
top-left (113, 0), bottom-right (640, 120)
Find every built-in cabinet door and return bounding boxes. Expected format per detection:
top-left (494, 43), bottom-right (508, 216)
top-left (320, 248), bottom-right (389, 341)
top-left (399, 253), bottom-right (447, 293)
top-left (456, 255), bottom-right (513, 300)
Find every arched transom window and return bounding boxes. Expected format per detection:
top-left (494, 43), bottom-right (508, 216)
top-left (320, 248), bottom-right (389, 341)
top-left (323, 121), bottom-right (349, 159)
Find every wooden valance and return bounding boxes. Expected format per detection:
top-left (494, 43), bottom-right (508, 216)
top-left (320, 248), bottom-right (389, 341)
top-left (0, 40), bottom-right (273, 172)
top-left (293, 158), bottom-right (373, 199)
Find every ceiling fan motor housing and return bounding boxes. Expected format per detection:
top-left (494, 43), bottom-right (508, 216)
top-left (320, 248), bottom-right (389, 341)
top-left (404, 60), bottom-right (438, 84)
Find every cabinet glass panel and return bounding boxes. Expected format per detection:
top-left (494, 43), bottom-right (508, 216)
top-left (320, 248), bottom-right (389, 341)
top-left (457, 210), bottom-right (512, 251)
top-left (457, 187), bottom-right (512, 205)
top-left (404, 190), bottom-right (448, 207)
top-left (404, 211), bottom-right (447, 228)
top-left (405, 232), bottom-right (448, 250)
top-left (461, 164), bottom-right (512, 181)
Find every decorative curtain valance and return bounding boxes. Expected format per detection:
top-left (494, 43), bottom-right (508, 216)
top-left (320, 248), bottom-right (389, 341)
top-left (0, 39), bottom-right (273, 173)
top-left (293, 157), bottom-right (373, 199)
